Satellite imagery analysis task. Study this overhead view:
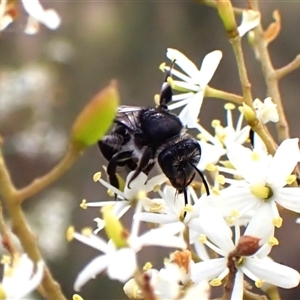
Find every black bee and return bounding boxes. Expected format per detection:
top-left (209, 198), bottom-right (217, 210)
top-left (98, 65), bottom-right (210, 204)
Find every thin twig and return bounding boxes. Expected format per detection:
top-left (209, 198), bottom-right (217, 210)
top-left (205, 86), bottom-right (243, 104)
top-left (276, 54), bottom-right (300, 80)
top-left (250, 0), bottom-right (290, 142)
top-left (17, 143), bottom-right (82, 203)
top-left (230, 35), bottom-right (253, 108)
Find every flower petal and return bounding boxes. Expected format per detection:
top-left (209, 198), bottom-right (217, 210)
top-left (244, 257), bottom-right (300, 288)
top-left (230, 271), bottom-right (244, 300)
top-left (237, 10), bottom-right (261, 37)
top-left (267, 138), bottom-right (299, 187)
top-left (107, 248), bottom-right (137, 282)
top-left (274, 187), bottom-right (300, 213)
top-left (166, 48), bottom-right (199, 79)
top-left (198, 206), bottom-right (234, 253)
top-left (244, 203), bottom-right (274, 244)
top-left (198, 50), bottom-right (222, 86)
top-left (22, 0), bottom-right (60, 30)
top-left (191, 258), bottom-right (227, 283)
top-left (179, 91), bottom-right (204, 128)
top-left (74, 255), bottom-right (108, 291)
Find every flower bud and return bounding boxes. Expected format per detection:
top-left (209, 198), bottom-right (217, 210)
top-left (216, 0), bottom-right (238, 38)
top-left (239, 102), bottom-right (256, 123)
top-left (71, 81), bottom-right (119, 150)
top-left (235, 235), bottom-right (260, 256)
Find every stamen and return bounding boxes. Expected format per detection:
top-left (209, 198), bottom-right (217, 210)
top-left (66, 226), bottom-right (75, 242)
top-left (251, 151), bottom-right (260, 161)
top-left (81, 227), bottom-right (93, 236)
top-left (211, 119), bottom-right (221, 128)
top-left (107, 189), bottom-right (115, 197)
top-left (73, 294), bottom-right (84, 300)
top-left (93, 172), bottom-right (101, 182)
top-left (224, 103), bottom-right (235, 110)
top-left (159, 62), bottom-right (166, 72)
top-left (268, 236), bottom-right (279, 246)
top-left (272, 217), bottom-right (283, 228)
top-left (150, 204), bottom-right (163, 213)
top-left (206, 163), bottom-right (217, 172)
top-left (1, 255), bottom-right (10, 265)
top-left (184, 204), bottom-right (193, 213)
top-left (217, 175), bottom-right (225, 185)
top-left (199, 234), bottom-right (207, 243)
top-left (286, 174), bottom-right (296, 185)
top-left (154, 94), bottom-right (160, 106)
top-left (143, 262), bottom-right (153, 271)
top-left (212, 187), bottom-right (220, 196)
top-left (152, 184), bottom-right (161, 192)
top-left (80, 199), bottom-right (87, 209)
top-left (210, 278), bottom-right (222, 286)
top-left (255, 279), bottom-right (264, 288)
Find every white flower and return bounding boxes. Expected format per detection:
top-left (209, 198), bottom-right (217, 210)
top-left (191, 206), bottom-right (300, 299)
top-left (72, 202), bottom-right (185, 291)
top-left (195, 103), bottom-right (250, 170)
top-left (0, 0), bottom-right (14, 30)
top-left (22, 0), bottom-right (60, 34)
top-left (162, 48), bottom-right (222, 128)
top-left (253, 97), bottom-right (279, 124)
top-left (0, 254), bottom-right (44, 300)
top-left (219, 138), bottom-right (300, 229)
top-left (83, 171), bottom-right (167, 234)
top-left (237, 10), bottom-right (261, 37)
top-left (0, 0), bottom-right (60, 34)
top-left (134, 185), bottom-right (211, 261)
top-left (134, 185), bottom-right (207, 229)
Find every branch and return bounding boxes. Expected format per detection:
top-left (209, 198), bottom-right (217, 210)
top-left (205, 86), bottom-right (243, 104)
top-left (250, 0), bottom-right (290, 142)
top-left (17, 142), bottom-right (82, 202)
top-left (276, 54), bottom-right (300, 80)
top-left (0, 142), bottom-right (67, 300)
top-left (196, 0), bottom-right (244, 14)
top-left (229, 35), bottom-right (253, 107)
top-left (0, 202), bottom-right (17, 256)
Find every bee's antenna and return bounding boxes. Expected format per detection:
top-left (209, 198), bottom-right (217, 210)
top-left (190, 164), bottom-right (210, 196)
top-left (164, 59), bottom-right (176, 82)
top-left (159, 60), bottom-right (176, 108)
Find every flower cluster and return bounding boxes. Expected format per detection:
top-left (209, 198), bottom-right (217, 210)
top-left (70, 14), bottom-right (300, 300)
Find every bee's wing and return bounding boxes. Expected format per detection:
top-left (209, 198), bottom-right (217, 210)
top-left (115, 105), bottom-right (143, 132)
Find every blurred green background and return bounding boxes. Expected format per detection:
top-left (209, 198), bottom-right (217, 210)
top-left (1, 0), bottom-right (300, 299)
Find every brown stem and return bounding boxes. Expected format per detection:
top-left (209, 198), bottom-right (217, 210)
top-left (276, 54), bottom-right (300, 80)
top-left (196, 0), bottom-right (244, 14)
top-left (0, 144), bottom-right (67, 299)
top-left (205, 86), bottom-right (243, 104)
top-left (243, 289), bottom-right (268, 300)
top-left (230, 35), bottom-right (253, 107)
top-left (17, 142), bottom-right (82, 202)
top-left (250, 0), bottom-right (290, 142)
top-left (0, 202), bottom-right (17, 256)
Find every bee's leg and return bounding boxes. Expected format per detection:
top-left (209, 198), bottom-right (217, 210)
top-left (127, 147), bottom-right (153, 188)
top-left (142, 161), bottom-right (155, 184)
top-left (107, 151), bottom-right (133, 190)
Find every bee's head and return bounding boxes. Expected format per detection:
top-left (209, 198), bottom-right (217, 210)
top-left (158, 139), bottom-right (201, 192)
